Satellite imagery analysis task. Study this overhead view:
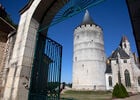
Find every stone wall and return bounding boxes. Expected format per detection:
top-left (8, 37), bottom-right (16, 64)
top-left (0, 33), bottom-right (7, 72)
top-left (0, 31), bottom-right (16, 98)
top-left (0, 32), bottom-right (7, 97)
top-left (111, 57), bottom-right (138, 93)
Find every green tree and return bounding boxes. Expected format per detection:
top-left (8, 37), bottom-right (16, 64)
top-left (112, 83), bottom-right (129, 98)
top-left (120, 83), bottom-right (129, 97)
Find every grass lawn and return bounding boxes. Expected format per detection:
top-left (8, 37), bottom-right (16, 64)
top-left (60, 90), bottom-right (112, 100)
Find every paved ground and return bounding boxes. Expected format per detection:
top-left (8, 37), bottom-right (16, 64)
top-left (113, 94), bottom-right (140, 100)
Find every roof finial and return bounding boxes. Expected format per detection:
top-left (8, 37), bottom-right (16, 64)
top-left (121, 35), bottom-right (128, 43)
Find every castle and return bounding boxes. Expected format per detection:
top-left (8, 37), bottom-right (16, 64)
top-left (72, 10), bottom-right (106, 90)
top-left (0, 2), bottom-right (140, 99)
top-left (72, 10), bottom-right (140, 93)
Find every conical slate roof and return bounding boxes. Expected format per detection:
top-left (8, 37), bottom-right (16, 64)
top-left (80, 10), bottom-right (95, 25)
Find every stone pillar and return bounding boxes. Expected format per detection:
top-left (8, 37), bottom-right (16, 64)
top-left (0, 33), bottom-right (7, 72)
top-left (0, 31), bottom-right (16, 98)
top-left (2, 0), bottom-right (67, 99)
top-left (3, 0), bottom-right (41, 99)
top-left (0, 32), bottom-right (7, 97)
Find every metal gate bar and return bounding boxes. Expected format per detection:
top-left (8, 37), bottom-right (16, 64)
top-left (38, 0), bottom-right (106, 32)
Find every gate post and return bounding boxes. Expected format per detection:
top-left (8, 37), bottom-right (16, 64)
top-left (2, 0), bottom-right (67, 99)
top-left (3, 0), bottom-right (41, 99)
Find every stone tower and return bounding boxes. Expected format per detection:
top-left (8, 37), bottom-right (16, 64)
top-left (72, 10), bottom-right (106, 90)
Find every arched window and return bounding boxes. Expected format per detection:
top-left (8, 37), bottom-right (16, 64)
top-left (109, 76), bottom-right (112, 87)
top-left (124, 70), bottom-right (131, 87)
top-left (138, 76), bottom-right (140, 86)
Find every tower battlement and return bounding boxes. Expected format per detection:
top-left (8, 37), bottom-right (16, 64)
top-left (75, 24), bottom-right (102, 33)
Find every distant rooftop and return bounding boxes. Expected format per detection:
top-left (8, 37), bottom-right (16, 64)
top-left (0, 3), bottom-right (16, 34)
top-left (0, 17), bottom-right (16, 34)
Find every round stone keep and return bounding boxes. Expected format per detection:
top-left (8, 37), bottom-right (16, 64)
top-left (72, 10), bottom-right (106, 90)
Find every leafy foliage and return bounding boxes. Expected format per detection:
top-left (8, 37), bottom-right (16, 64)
top-left (47, 82), bottom-right (60, 91)
top-left (65, 83), bottom-right (72, 88)
top-left (112, 83), bottom-right (129, 98)
top-left (120, 83), bottom-right (129, 97)
top-left (43, 82), bottom-right (60, 93)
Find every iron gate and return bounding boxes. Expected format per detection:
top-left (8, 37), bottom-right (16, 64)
top-left (28, 33), bottom-right (62, 100)
top-left (27, 1), bottom-right (106, 99)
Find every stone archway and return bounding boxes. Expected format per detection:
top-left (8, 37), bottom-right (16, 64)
top-left (3, 0), bottom-right (68, 99)
top-left (2, 0), bottom-right (106, 99)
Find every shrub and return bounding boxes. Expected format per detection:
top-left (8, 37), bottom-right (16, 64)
top-left (120, 83), bottom-right (129, 97)
top-left (112, 83), bottom-right (129, 98)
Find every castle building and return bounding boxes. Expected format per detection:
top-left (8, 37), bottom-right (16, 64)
top-left (72, 10), bottom-right (140, 93)
top-left (106, 36), bottom-right (140, 93)
top-left (72, 10), bottom-right (106, 90)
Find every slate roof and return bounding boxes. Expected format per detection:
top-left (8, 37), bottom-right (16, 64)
top-left (80, 10), bottom-right (95, 25)
top-left (105, 64), bottom-right (112, 73)
top-left (109, 47), bottom-right (130, 59)
top-left (0, 17), bottom-right (16, 34)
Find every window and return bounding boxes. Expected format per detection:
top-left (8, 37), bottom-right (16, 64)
top-left (116, 59), bottom-right (118, 64)
top-left (103, 57), bottom-right (105, 61)
top-left (123, 60), bottom-right (127, 63)
top-left (94, 85), bottom-right (96, 90)
top-left (87, 70), bottom-right (88, 74)
top-left (124, 70), bottom-right (131, 87)
top-left (124, 43), bottom-right (127, 48)
top-left (76, 35), bottom-right (79, 39)
top-left (109, 76), bottom-right (112, 87)
top-left (75, 57), bottom-right (77, 61)
top-left (138, 76), bottom-right (140, 86)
